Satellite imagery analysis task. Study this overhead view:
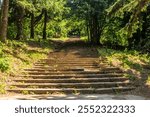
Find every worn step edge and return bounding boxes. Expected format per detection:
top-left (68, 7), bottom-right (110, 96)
top-left (39, 62), bottom-right (100, 64)
top-left (19, 74), bottom-right (124, 78)
top-left (32, 66), bottom-right (101, 69)
top-left (24, 68), bottom-right (85, 71)
top-left (24, 71), bottom-right (123, 75)
top-left (24, 67), bottom-right (120, 71)
top-left (12, 77), bottom-right (129, 83)
top-left (34, 62), bottom-right (99, 64)
top-left (34, 64), bottom-right (98, 66)
top-left (39, 58), bottom-right (105, 60)
top-left (7, 87), bottom-right (135, 94)
top-left (38, 61), bottom-right (108, 63)
top-left (8, 82), bottom-right (131, 88)
top-left (33, 65), bottom-right (99, 67)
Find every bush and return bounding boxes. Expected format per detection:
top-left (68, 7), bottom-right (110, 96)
top-left (0, 58), bottom-right (10, 72)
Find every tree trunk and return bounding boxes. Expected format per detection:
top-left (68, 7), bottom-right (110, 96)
top-left (0, 0), bottom-right (2, 24)
top-left (43, 9), bottom-right (47, 39)
top-left (30, 13), bottom-right (34, 39)
top-left (89, 16), bottom-right (93, 43)
top-left (87, 24), bottom-right (90, 42)
top-left (0, 0), bottom-right (9, 43)
top-left (15, 6), bottom-right (24, 40)
top-left (0, 0), bottom-right (2, 6)
top-left (93, 14), bottom-right (100, 45)
top-left (89, 13), bottom-right (100, 45)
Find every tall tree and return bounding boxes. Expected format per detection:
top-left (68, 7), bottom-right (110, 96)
top-left (0, 0), bottom-right (2, 25)
top-left (67, 0), bottom-right (113, 45)
top-left (41, 0), bottom-right (66, 39)
top-left (14, 5), bottom-right (25, 40)
top-left (101, 0), bottom-right (150, 49)
top-left (0, 0), bottom-right (9, 42)
top-left (108, 0), bottom-right (150, 38)
top-left (43, 8), bottom-right (47, 39)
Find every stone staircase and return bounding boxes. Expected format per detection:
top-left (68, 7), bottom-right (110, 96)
top-left (7, 54), bottom-right (135, 95)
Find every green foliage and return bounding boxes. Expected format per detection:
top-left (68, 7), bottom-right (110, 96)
top-left (0, 58), bottom-right (10, 72)
top-left (0, 39), bottom-right (53, 75)
top-left (7, 24), bottom-right (17, 39)
top-left (67, 0), bottom-right (112, 43)
top-left (16, 0), bottom-right (35, 11)
top-left (102, 0), bottom-right (150, 49)
top-left (0, 77), bottom-right (6, 94)
top-left (98, 48), bottom-right (150, 72)
top-left (0, 43), bottom-right (10, 72)
top-left (101, 17), bottom-right (129, 46)
top-left (0, 83), bottom-right (6, 94)
top-left (4, 0), bottom-right (150, 50)
top-left (7, 0), bottom-right (71, 39)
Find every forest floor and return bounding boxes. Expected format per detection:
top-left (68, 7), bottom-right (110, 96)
top-left (0, 38), bottom-right (150, 99)
top-left (0, 39), bottom-right (54, 95)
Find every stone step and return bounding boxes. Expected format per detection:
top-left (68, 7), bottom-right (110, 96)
top-left (6, 44), bottom-right (136, 96)
top-left (24, 67), bottom-right (119, 71)
top-left (39, 60), bottom-right (108, 62)
top-left (13, 77), bottom-right (129, 83)
top-left (34, 64), bottom-right (98, 68)
top-left (31, 67), bottom-right (105, 70)
top-left (36, 62), bottom-right (108, 65)
top-left (38, 61), bottom-right (101, 64)
top-left (39, 60), bottom-right (99, 63)
top-left (33, 66), bottom-right (101, 69)
top-left (35, 62), bottom-right (98, 64)
top-left (7, 87), bottom-right (135, 94)
top-left (34, 63), bottom-right (99, 66)
top-left (40, 58), bottom-right (99, 61)
top-left (24, 70), bottom-right (123, 75)
top-left (39, 61), bottom-right (99, 64)
top-left (20, 74), bottom-right (124, 79)
top-left (36, 61), bottom-right (100, 64)
top-left (9, 82), bottom-right (131, 88)
top-left (24, 68), bottom-right (85, 72)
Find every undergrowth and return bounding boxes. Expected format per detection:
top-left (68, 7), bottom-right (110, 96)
top-left (98, 48), bottom-right (150, 71)
top-left (0, 39), bottom-right (53, 94)
top-left (0, 39), bottom-right (53, 75)
top-left (98, 48), bottom-right (150, 81)
top-left (0, 77), bottom-right (6, 94)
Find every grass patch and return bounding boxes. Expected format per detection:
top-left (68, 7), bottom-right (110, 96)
top-left (98, 48), bottom-right (150, 72)
top-left (98, 48), bottom-right (150, 83)
top-left (0, 39), bottom-right (53, 75)
top-left (0, 39), bottom-right (54, 94)
top-left (0, 77), bottom-right (6, 94)
top-left (0, 83), bottom-right (6, 94)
